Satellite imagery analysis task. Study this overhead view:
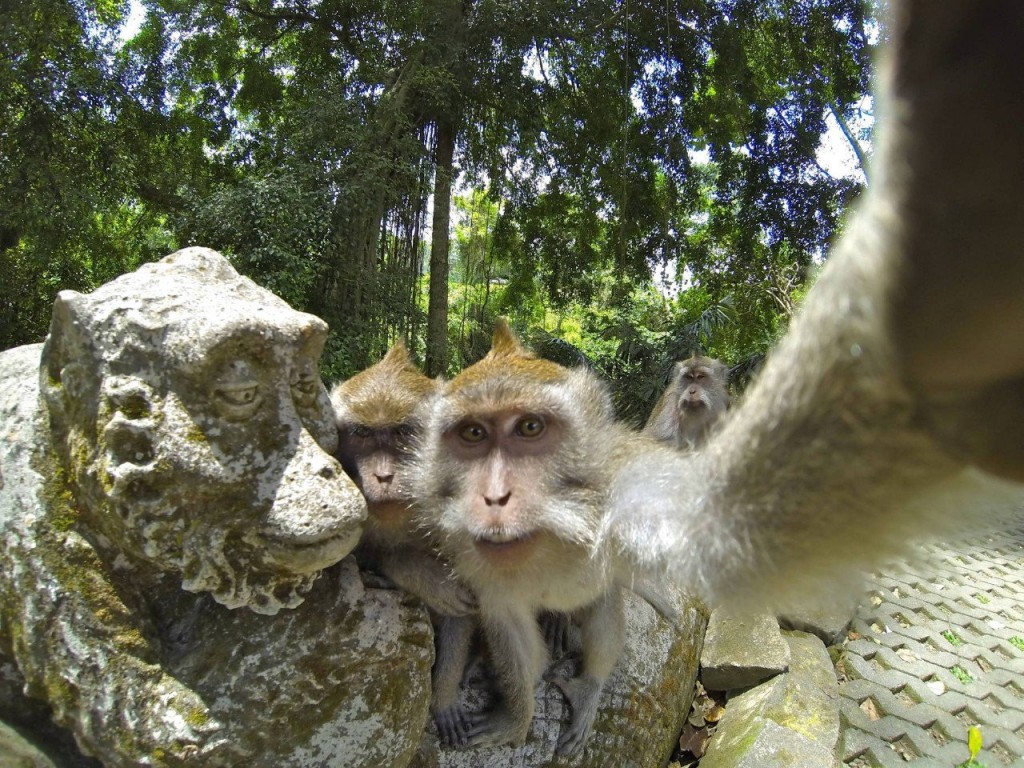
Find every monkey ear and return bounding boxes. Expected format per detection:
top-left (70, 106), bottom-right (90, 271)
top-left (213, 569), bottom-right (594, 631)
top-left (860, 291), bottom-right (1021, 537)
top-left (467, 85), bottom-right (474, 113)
top-left (490, 318), bottom-right (530, 359)
top-left (382, 340), bottom-right (412, 367)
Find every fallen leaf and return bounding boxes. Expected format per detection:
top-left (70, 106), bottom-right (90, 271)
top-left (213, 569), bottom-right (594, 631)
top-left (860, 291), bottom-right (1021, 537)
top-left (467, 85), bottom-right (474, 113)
top-left (705, 704), bottom-right (726, 724)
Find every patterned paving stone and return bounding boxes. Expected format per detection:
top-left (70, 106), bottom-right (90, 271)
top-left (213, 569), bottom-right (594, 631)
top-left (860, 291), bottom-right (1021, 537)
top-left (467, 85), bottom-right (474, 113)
top-left (839, 523), bottom-right (1024, 768)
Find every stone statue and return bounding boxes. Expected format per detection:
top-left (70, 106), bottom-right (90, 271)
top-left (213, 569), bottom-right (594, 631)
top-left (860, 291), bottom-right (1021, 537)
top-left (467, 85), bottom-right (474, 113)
top-left (0, 248), bottom-right (434, 767)
top-left (0, 247), bottom-right (703, 768)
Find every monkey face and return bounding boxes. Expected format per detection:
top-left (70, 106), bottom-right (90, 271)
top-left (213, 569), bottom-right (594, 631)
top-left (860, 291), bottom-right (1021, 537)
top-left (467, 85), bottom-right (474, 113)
top-left (336, 423), bottom-right (417, 524)
top-left (441, 408), bottom-right (563, 568)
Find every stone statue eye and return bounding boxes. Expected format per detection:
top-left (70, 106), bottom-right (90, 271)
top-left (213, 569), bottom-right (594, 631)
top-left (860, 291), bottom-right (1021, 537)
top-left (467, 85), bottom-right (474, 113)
top-left (290, 369), bottom-right (319, 407)
top-left (459, 423), bottom-right (488, 444)
top-left (219, 385), bottom-right (258, 406)
top-left (213, 381), bottom-right (262, 420)
top-left (515, 416), bottom-right (545, 439)
top-left (212, 361), bottom-right (262, 420)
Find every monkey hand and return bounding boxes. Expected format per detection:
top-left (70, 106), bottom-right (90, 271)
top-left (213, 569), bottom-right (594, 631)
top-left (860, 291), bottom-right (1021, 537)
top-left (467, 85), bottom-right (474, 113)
top-left (434, 703), bottom-right (472, 748)
top-left (540, 611), bottom-right (573, 657)
top-left (422, 579), bottom-right (478, 616)
top-left (551, 673), bottom-right (603, 755)
top-left (380, 550), bottom-right (478, 615)
top-left (465, 707), bottom-right (530, 749)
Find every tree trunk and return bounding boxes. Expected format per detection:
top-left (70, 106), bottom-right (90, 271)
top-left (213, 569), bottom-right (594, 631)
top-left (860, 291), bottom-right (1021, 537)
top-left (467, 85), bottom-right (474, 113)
top-left (425, 118), bottom-right (456, 377)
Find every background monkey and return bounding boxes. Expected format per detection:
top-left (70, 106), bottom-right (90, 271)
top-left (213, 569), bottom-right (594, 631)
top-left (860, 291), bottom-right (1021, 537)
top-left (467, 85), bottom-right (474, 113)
top-left (412, 320), bottom-right (684, 754)
top-left (604, 0), bottom-right (1024, 611)
top-left (330, 343), bottom-right (477, 745)
top-left (644, 355), bottom-right (730, 451)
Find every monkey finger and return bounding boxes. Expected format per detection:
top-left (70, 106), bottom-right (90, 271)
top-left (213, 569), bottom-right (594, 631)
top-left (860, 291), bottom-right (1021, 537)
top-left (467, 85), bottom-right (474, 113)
top-left (465, 709), bottom-right (527, 749)
top-left (434, 705), bottom-right (471, 748)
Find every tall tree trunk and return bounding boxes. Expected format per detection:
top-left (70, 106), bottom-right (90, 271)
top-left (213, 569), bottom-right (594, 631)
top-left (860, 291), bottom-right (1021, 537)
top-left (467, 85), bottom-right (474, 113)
top-left (425, 118), bottom-right (456, 376)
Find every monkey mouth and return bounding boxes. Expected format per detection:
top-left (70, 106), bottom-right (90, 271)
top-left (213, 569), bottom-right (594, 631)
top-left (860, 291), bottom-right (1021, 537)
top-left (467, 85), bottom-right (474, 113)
top-left (680, 399), bottom-right (708, 410)
top-left (473, 530), bottom-right (540, 565)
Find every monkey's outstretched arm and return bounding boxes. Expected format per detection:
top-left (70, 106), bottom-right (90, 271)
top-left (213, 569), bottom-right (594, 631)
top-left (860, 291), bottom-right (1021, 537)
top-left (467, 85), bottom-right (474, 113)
top-left (377, 547), bottom-right (477, 616)
top-left (608, 0), bottom-right (1024, 609)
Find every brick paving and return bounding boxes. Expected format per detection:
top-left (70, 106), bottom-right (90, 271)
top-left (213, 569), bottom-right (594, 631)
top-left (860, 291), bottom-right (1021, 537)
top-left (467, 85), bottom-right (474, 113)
top-left (839, 523), bottom-right (1024, 768)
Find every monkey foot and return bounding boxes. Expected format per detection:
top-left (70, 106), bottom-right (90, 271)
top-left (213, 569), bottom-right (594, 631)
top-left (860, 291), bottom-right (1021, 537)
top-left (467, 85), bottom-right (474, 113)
top-left (434, 704), bottom-right (472, 747)
top-left (552, 674), bottom-right (603, 755)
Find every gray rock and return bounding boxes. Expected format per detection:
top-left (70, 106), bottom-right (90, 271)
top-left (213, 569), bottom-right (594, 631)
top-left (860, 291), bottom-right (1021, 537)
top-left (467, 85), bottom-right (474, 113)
top-left (701, 610), bottom-right (790, 691)
top-left (778, 607), bottom-right (854, 646)
top-left (0, 249), bottom-right (433, 767)
top-left (410, 589), bottom-right (708, 768)
top-left (700, 631), bottom-right (841, 768)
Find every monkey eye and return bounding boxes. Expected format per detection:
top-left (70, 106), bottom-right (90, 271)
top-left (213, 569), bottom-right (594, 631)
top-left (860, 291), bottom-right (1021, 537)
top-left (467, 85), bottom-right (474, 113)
top-left (515, 416), bottom-right (545, 438)
top-left (458, 422), bottom-right (488, 444)
top-left (352, 425), bottom-right (374, 439)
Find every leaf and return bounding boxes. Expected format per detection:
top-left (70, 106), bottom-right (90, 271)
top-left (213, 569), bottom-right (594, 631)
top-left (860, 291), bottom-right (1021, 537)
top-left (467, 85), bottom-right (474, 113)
top-left (968, 725), bottom-right (983, 759)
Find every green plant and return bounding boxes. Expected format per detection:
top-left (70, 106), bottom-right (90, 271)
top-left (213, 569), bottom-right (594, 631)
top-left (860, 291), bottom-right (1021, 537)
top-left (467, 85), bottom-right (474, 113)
top-left (955, 725), bottom-right (986, 768)
top-left (951, 665), bottom-right (973, 684)
top-left (943, 630), bottom-right (965, 647)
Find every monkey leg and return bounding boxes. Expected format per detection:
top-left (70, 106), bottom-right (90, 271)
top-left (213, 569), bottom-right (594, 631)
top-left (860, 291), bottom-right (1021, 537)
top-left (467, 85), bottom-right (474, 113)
top-left (431, 614), bottom-right (476, 747)
top-left (466, 607), bottom-right (546, 749)
top-left (552, 588), bottom-right (625, 755)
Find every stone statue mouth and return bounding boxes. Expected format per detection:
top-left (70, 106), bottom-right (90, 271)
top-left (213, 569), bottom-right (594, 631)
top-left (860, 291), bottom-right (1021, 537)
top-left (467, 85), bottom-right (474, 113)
top-left (262, 530), bottom-right (356, 571)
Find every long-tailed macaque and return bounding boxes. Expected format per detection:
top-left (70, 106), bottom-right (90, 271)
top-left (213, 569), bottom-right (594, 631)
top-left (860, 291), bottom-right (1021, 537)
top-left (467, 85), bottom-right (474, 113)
top-left (644, 355), bottom-right (730, 451)
top-left (604, 0), bottom-right (1024, 609)
top-left (416, 1), bottom-right (1024, 750)
top-left (330, 343), bottom-right (476, 744)
top-left (412, 321), bottom-right (683, 754)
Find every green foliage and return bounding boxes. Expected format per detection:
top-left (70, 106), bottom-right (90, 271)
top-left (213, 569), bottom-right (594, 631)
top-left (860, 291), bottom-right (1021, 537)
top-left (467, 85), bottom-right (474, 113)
top-left (4, 0), bottom-right (875, 395)
top-left (942, 630), bottom-right (965, 647)
top-left (950, 665), bottom-right (973, 685)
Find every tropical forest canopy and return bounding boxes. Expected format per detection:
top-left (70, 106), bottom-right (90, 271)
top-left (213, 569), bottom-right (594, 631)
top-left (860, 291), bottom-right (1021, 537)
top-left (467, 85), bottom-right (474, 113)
top-left (1, 0), bottom-right (877, 423)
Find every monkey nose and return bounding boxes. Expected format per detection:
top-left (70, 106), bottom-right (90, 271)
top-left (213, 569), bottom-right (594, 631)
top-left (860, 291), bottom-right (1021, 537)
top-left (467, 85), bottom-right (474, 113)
top-left (484, 491), bottom-right (512, 507)
top-left (375, 473), bottom-right (395, 485)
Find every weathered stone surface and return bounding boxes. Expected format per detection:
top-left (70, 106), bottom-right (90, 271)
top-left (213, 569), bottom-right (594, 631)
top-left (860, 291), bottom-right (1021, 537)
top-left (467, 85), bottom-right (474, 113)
top-left (778, 605), bottom-right (854, 646)
top-left (700, 630), bottom-right (841, 768)
top-left (409, 588), bottom-right (708, 768)
top-left (0, 249), bottom-right (433, 767)
top-left (700, 610), bottom-right (790, 691)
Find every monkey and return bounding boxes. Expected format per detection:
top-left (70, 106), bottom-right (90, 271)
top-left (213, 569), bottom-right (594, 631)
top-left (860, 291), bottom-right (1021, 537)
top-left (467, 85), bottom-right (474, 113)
top-left (599, 0), bottom-right (1024, 613)
top-left (411, 319), bottom-right (691, 755)
top-left (643, 355), bottom-right (730, 451)
top-left (330, 342), bottom-right (478, 746)
top-left (417, 3), bottom-right (1024, 746)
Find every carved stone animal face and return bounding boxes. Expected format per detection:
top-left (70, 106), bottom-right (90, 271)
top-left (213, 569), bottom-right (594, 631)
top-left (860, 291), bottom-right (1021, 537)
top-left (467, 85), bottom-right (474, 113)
top-left (41, 248), bottom-right (367, 614)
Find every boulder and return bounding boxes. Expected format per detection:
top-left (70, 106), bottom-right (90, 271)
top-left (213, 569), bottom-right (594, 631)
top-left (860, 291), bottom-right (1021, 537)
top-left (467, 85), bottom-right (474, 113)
top-left (410, 589), bottom-right (708, 768)
top-left (0, 249), bottom-right (432, 767)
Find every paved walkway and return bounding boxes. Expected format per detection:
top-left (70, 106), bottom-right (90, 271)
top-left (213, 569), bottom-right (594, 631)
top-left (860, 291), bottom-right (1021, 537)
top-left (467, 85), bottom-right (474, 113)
top-left (839, 522), bottom-right (1024, 767)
